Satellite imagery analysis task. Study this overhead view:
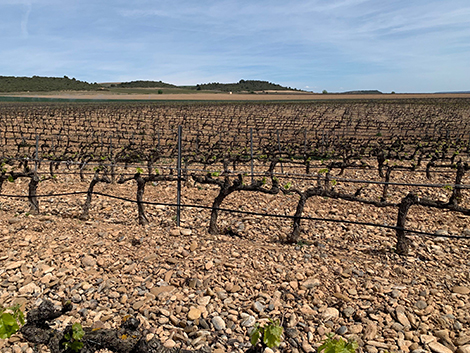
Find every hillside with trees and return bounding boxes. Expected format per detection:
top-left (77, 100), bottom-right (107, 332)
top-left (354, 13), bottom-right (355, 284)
top-left (111, 80), bottom-right (178, 88)
top-left (195, 79), bottom-right (297, 92)
top-left (0, 76), bottom-right (300, 94)
top-left (0, 76), bottom-right (100, 92)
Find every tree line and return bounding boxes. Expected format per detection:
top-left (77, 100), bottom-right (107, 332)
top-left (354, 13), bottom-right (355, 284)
top-left (0, 76), bottom-right (100, 92)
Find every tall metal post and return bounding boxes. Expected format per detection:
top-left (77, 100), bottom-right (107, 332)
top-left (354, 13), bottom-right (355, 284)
top-left (176, 126), bottom-right (182, 227)
top-left (250, 128), bottom-right (254, 185)
top-left (277, 130), bottom-right (283, 173)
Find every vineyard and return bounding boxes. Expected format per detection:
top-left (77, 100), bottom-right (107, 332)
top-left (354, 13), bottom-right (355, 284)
top-left (1, 98), bottom-right (470, 353)
top-left (1, 99), bottom-right (470, 254)
top-left (0, 99), bottom-right (470, 254)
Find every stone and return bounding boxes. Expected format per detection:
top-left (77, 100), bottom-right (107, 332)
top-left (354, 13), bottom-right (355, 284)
top-left (365, 346), bottom-right (378, 353)
top-left (428, 341), bottom-right (453, 353)
top-left (302, 278), bottom-right (320, 289)
top-left (160, 309), bottom-right (171, 317)
top-left (285, 328), bottom-right (300, 338)
top-left (367, 341), bottom-right (389, 349)
top-left (212, 316), bottom-right (226, 331)
top-left (170, 229), bottom-right (181, 236)
top-left (456, 345), bottom-right (470, 353)
top-left (333, 292), bottom-right (351, 302)
top-left (71, 294), bottom-right (82, 303)
top-left (342, 306), bottom-right (355, 318)
top-left (18, 282), bottom-right (40, 295)
top-left (150, 286), bottom-right (175, 296)
top-left (5, 261), bottom-right (25, 270)
top-left (420, 335), bottom-right (437, 345)
top-left (455, 336), bottom-right (470, 346)
top-left (181, 228), bottom-right (192, 236)
top-left (241, 315), bottom-right (256, 327)
top-left (452, 286), bottom-right (470, 295)
top-left (434, 330), bottom-right (451, 344)
top-left (188, 308), bottom-right (202, 321)
top-left (123, 263), bottom-right (136, 273)
top-left (252, 301), bottom-right (265, 313)
top-left (415, 300), bottom-right (428, 309)
top-left (301, 341), bottom-right (314, 353)
top-left (197, 296), bottom-right (211, 306)
top-left (322, 307), bottom-right (339, 321)
top-left (132, 300), bottom-right (145, 310)
top-left (336, 326), bottom-right (348, 335)
top-left (163, 339), bottom-right (176, 349)
top-left (396, 306), bottom-right (411, 327)
top-left (230, 284), bottom-right (241, 293)
top-left (81, 256), bottom-right (96, 267)
top-left (364, 323), bottom-right (378, 340)
top-left (143, 254), bottom-right (158, 262)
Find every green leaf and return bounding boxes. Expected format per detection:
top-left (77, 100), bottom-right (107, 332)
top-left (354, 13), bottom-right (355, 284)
top-left (250, 325), bottom-right (260, 346)
top-left (318, 334), bottom-right (358, 353)
top-left (263, 320), bottom-right (283, 348)
top-left (0, 320), bottom-right (7, 339)
top-left (72, 322), bottom-right (85, 340)
top-left (70, 341), bottom-right (84, 352)
top-left (0, 313), bottom-right (19, 338)
top-left (7, 175), bottom-right (14, 182)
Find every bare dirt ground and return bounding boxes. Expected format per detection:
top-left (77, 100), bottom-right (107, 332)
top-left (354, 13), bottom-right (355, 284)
top-left (0, 162), bottom-right (469, 353)
top-left (3, 91), bottom-right (470, 101)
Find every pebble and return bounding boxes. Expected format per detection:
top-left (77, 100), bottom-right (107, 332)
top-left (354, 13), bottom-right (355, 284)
top-left (81, 256), bottom-right (96, 267)
top-left (302, 278), bottom-right (320, 289)
top-left (322, 307), bottom-right (339, 321)
top-left (342, 306), bottom-right (355, 317)
top-left (452, 286), bottom-right (470, 295)
top-left (241, 315), bottom-right (256, 327)
top-left (5, 260), bottom-right (25, 270)
top-left (181, 229), bottom-right (192, 236)
top-left (188, 308), bottom-right (202, 320)
top-left (301, 341), bottom-right (314, 353)
top-left (252, 301), bottom-right (265, 313)
top-left (18, 282), bottom-right (40, 295)
top-left (285, 328), bottom-right (300, 338)
top-left (164, 339), bottom-right (176, 349)
top-left (212, 316), bottom-right (226, 331)
top-left (415, 300), bottom-right (427, 309)
top-left (364, 323), bottom-right (378, 340)
top-left (456, 346), bottom-right (470, 353)
top-left (396, 306), bottom-right (411, 328)
top-left (428, 341), bottom-right (454, 353)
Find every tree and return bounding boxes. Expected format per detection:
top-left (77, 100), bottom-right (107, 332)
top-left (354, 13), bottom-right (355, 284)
top-left (322, 90), bottom-right (328, 94)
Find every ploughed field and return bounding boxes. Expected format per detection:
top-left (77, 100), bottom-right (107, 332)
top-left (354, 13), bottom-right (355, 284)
top-left (0, 99), bottom-right (469, 353)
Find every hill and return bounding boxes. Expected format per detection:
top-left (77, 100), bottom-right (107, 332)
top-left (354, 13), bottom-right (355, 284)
top-left (110, 80), bottom-right (178, 89)
top-left (341, 90), bottom-right (383, 94)
top-left (195, 79), bottom-right (297, 92)
top-left (0, 75), bottom-right (100, 92)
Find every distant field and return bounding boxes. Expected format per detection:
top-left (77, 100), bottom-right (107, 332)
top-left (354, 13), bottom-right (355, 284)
top-left (2, 89), bottom-right (470, 101)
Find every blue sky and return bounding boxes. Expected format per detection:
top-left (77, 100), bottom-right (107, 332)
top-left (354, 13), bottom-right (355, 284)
top-left (1, 0), bottom-right (470, 92)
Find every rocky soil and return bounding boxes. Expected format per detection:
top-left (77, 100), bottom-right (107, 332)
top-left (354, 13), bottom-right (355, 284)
top-left (0, 169), bottom-right (469, 353)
